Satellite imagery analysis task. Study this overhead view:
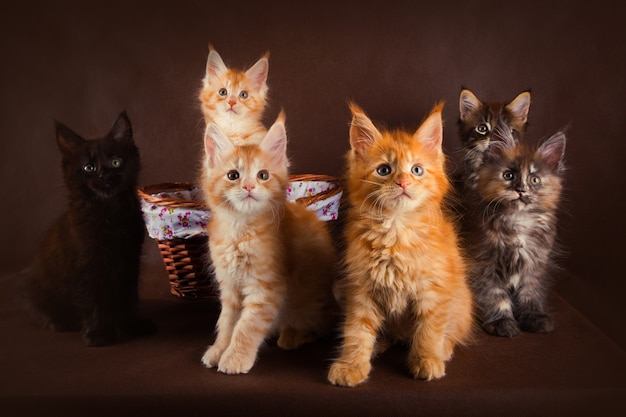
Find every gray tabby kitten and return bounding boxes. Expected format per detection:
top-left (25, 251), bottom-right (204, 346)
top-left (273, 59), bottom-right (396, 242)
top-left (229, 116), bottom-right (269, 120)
top-left (464, 123), bottom-right (566, 337)
top-left (457, 88), bottom-right (531, 191)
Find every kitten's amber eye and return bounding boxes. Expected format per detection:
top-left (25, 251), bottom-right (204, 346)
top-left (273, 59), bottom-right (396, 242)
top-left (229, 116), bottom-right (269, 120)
top-left (83, 163), bottom-right (96, 173)
top-left (503, 171), bottom-right (514, 180)
top-left (530, 176), bottom-right (541, 185)
top-left (376, 165), bottom-right (392, 176)
top-left (218, 88), bottom-right (228, 96)
top-left (111, 158), bottom-right (123, 169)
top-left (411, 165), bottom-right (424, 176)
top-left (257, 170), bottom-right (269, 180)
top-left (227, 170), bottom-right (240, 181)
top-left (476, 123), bottom-right (490, 135)
top-left (239, 91), bottom-right (249, 99)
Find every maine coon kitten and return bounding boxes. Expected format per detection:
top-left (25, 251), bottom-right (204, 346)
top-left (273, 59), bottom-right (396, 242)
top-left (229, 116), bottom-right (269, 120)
top-left (458, 88), bottom-right (531, 191)
top-left (466, 124), bottom-right (566, 337)
top-left (328, 103), bottom-right (473, 386)
top-left (20, 112), bottom-right (151, 346)
top-left (199, 116), bottom-right (336, 374)
top-left (199, 46), bottom-right (269, 145)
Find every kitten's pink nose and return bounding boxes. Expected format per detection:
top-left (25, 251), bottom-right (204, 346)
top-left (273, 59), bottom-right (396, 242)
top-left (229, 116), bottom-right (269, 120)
top-left (228, 99), bottom-right (236, 107)
top-left (397, 175), bottom-right (410, 189)
top-left (243, 183), bottom-right (255, 192)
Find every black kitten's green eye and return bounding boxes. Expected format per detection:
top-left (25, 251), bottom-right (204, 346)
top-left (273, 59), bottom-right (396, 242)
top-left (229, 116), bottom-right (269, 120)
top-left (411, 165), bottom-right (424, 176)
top-left (503, 171), bottom-right (514, 180)
top-left (218, 88), bottom-right (228, 96)
top-left (227, 170), bottom-right (240, 181)
top-left (376, 164), bottom-right (392, 176)
top-left (257, 170), bottom-right (269, 180)
top-left (239, 91), bottom-right (249, 99)
top-left (83, 163), bottom-right (96, 173)
top-left (476, 123), bottom-right (490, 135)
top-left (111, 158), bottom-right (123, 169)
top-left (530, 176), bottom-right (541, 185)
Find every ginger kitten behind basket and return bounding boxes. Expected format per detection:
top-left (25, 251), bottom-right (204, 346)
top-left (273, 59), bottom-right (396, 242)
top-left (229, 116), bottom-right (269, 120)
top-left (199, 46), bottom-right (269, 145)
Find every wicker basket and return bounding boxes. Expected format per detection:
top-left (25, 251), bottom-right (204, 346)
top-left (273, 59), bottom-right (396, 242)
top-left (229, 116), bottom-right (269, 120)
top-left (138, 175), bottom-right (342, 300)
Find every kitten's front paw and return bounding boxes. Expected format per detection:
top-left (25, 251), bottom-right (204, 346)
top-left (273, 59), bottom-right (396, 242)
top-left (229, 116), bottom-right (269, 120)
top-left (201, 345), bottom-right (224, 368)
top-left (328, 360), bottom-right (371, 387)
top-left (483, 318), bottom-right (521, 338)
top-left (217, 349), bottom-right (256, 375)
top-left (519, 314), bottom-right (554, 333)
top-left (410, 357), bottom-right (446, 381)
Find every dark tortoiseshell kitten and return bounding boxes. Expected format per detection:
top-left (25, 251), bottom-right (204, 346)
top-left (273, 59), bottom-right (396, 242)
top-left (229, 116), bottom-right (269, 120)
top-left (19, 112), bottom-right (153, 346)
top-left (464, 124), bottom-right (566, 337)
top-left (457, 88), bottom-right (531, 191)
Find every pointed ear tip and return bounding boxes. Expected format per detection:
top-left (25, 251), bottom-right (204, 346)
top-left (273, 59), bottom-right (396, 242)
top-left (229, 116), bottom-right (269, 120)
top-left (348, 101), bottom-right (364, 116)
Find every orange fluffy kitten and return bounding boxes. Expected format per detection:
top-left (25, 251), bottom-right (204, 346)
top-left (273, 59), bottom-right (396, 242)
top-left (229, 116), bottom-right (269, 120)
top-left (199, 46), bottom-right (269, 145)
top-left (199, 115), bottom-right (336, 375)
top-left (328, 103), bottom-right (473, 386)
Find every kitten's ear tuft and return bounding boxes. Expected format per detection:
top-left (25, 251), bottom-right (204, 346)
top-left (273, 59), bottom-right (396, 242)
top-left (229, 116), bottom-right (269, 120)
top-left (459, 89), bottom-right (482, 121)
top-left (415, 103), bottom-right (444, 152)
top-left (260, 118), bottom-right (287, 167)
top-left (110, 111), bottom-right (133, 142)
top-left (506, 90), bottom-right (531, 124)
top-left (349, 102), bottom-right (380, 160)
top-left (538, 131), bottom-right (566, 173)
top-left (246, 55), bottom-right (269, 91)
top-left (206, 49), bottom-right (227, 79)
top-left (204, 123), bottom-right (234, 168)
top-left (275, 108), bottom-right (286, 124)
top-left (55, 120), bottom-right (85, 154)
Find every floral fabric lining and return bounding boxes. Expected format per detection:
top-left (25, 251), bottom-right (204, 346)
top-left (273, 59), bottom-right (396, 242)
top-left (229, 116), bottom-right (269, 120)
top-left (141, 180), bottom-right (342, 241)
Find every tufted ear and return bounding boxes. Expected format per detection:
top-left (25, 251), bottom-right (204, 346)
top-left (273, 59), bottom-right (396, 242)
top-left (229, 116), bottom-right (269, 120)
top-left (259, 117), bottom-right (287, 168)
top-left (348, 102), bottom-right (381, 161)
top-left (506, 90), bottom-right (531, 124)
top-left (109, 111), bottom-right (133, 142)
top-left (55, 120), bottom-right (85, 155)
top-left (538, 131), bottom-right (567, 173)
top-left (204, 123), bottom-right (234, 169)
top-left (205, 47), bottom-right (228, 80)
top-left (414, 103), bottom-right (444, 153)
top-left (245, 53), bottom-right (269, 92)
top-left (459, 89), bottom-right (482, 122)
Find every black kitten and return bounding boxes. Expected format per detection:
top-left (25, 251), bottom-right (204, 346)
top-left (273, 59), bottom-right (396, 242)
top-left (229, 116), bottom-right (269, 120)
top-left (20, 112), bottom-right (153, 346)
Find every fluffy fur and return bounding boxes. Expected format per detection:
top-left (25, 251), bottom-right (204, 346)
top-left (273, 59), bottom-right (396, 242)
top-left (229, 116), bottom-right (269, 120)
top-left (19, 112), bottom-right (152, 346)
top-left (199, 115), bottom-right (336, 374)
top-left (458, 88), bottom-right (531, 191)
top-left (464, 124), bottom-right (566, 337)
top-left (199, 46), bottom-right (270, 145)
top-left (328, 103), bottom-right (474, 386)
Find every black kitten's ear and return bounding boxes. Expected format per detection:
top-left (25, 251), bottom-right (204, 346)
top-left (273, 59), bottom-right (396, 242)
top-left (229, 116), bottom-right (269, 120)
top-left (55, 120), bottom-right (85, 154)
top-left (110, 111), bottom-right (133, 142)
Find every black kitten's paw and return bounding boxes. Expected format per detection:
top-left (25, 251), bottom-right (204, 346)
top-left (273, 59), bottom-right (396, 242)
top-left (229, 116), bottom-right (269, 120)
top-left (483, 318), bottom-right (521, 338)
top-left (519, 314), bottom-right (554, 333)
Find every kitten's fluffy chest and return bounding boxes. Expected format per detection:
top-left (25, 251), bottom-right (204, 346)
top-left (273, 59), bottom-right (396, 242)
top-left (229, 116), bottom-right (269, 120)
top-left (354, 215), bottom-right (439, 315)
top-left (486, 210), bottom-right (555, 273)
top-left (210, 210), bottom-right (279, 278)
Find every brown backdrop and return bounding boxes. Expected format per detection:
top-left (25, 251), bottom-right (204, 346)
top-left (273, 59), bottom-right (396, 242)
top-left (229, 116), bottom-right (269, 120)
top-left (2, 0), bottom-right (625, 350)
